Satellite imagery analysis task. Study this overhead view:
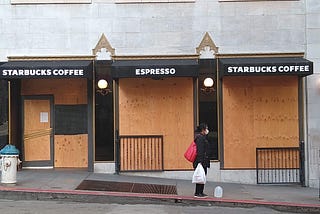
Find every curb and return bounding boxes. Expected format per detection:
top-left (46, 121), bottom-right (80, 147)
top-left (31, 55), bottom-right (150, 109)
top-left (0, 187), bottom-right (320, 213)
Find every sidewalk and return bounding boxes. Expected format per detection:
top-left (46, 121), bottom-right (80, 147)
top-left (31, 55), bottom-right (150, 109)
top-left (0, 169), bottom-right (319, 213)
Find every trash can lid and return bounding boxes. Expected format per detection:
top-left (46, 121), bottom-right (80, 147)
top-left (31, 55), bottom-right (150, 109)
top-left (0, 144), bottom-right (19, 155)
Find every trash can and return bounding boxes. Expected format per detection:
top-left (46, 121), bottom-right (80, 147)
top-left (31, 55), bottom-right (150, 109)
top-left (0, 144), bottom-right (20, 184)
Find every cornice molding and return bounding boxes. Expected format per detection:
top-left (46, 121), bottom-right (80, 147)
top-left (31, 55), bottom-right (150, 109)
top-left (216, 52), bottom-right (305, 58)
top-left (7, 55), bottom-right (95, 61)
top-left (6, 54), bottom-right (200, 61)
top-left (6, 52), bottom-right (304, 62)
top-left (112, 54), bottom-right (199, 60)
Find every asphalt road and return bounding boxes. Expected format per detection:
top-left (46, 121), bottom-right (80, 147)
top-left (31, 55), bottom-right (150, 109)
top-left (0, 199), bottom-right (304, 214)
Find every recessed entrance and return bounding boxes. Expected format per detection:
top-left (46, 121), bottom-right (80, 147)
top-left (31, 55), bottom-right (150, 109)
top-left (199, 59), bottom-right (218, 160)
top-left (95, 61), bottom-right (114, 161)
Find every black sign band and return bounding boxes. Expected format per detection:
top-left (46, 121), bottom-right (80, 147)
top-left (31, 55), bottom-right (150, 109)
top-left (111, 59), bottom-right (198, 78)
top-left (0, 60), bottom-right (93, 79)
top-left (219, 57), bottom-right (313, 77)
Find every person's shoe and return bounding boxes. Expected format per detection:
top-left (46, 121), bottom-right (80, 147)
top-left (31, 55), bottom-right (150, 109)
top-left (194, 193), bottom-right (208, 198)
top-left (200, 193), bottom-right (208, 198)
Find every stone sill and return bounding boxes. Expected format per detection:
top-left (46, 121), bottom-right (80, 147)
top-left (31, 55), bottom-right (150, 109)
top-left (11, 0), bottom-right (91, 4)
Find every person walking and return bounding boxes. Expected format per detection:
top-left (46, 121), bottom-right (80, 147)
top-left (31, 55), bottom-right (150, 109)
top-left (193, 123), bottom-right (210, 198)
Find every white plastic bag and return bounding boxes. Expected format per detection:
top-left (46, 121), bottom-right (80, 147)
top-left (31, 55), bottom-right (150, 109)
top-left (192, 163), bottom-right (206, 184)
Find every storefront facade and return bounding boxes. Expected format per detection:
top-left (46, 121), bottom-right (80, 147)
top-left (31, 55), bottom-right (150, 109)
top-left (112, 59), bottom-right (198, 171)
top-left (0, 57), bottom-right (202, 173)
top-left (217, 56), bottom-right (313, 184)
top-left (0, 59), bottom-right (95, 170)
top-left (0, 55), bottom-right (314, 184)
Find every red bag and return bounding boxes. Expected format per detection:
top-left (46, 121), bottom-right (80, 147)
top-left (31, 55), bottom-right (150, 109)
top-left (184, 141), bottom-right (197, 162)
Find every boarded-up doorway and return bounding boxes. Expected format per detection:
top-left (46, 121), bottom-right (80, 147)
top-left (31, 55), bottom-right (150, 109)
top-left (22, 96), bottom-right (53, 167)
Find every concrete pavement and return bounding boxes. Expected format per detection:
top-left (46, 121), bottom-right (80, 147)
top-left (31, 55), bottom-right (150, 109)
top-left (0, 169), bottom-right (319, 213)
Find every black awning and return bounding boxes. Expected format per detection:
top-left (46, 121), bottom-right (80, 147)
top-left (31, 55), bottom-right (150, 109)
top-left (219, 57), bottom-right (313, 77)
top-left (0, 60), bottom-right (93, 79)
top-left (111, 59), bottom-right (198, 78)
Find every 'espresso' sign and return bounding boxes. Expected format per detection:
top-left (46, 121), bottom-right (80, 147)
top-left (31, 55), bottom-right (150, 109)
top-left (135, 68), bottom-right (176, 76)
top-left (111, 59), bottom-right (199, 78)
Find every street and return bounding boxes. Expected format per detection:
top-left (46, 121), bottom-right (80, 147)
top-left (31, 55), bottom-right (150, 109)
top-left (0, 199), bottom-right (304, 214)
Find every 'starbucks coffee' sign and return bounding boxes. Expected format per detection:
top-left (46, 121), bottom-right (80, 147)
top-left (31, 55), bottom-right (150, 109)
top-left (219, 57), bottom-right (313, 77)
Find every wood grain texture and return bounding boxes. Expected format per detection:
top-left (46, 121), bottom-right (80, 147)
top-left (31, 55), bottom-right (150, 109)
top-left (23, 99), bottom-right (51, 161)
top-left (21, 78), bottom-right (87, 104)
top-left (119, 78), bottom-right (194, 170)
top-left (21, 79), bottom-right (88, 167)
top-left (222, 76), bottom-right (299, 168)
top-left (54, 134), bottom-right (88, 167)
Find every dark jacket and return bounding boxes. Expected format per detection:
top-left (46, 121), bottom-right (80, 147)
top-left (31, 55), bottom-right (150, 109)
top-left (193, 133), bottom-right (210, 169)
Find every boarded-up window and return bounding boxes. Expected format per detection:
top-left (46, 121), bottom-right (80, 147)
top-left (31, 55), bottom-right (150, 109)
top-left (222, 76), bottom-right (299, 169)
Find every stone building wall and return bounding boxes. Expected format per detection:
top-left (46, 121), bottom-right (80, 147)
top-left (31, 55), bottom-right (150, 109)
top-left (306, 0), bottom-right (320, 188)
top-left (0, 0), bottom-right (318, 187)
top-left (0, 0), bottom-right (307, 58)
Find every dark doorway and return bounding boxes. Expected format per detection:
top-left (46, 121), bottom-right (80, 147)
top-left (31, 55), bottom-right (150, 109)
top-left (199, 59), bottom-right (218, 160)
top-left (95, 61), bottom-right (114, 161)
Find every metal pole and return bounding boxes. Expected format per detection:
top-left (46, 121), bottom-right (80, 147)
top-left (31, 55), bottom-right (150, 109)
top-left (300, 140), bottom-right (306, 187)
top-left (8, 81), bottom-right (11, 145)
top-left (115, 129), bottom-right (120, 174)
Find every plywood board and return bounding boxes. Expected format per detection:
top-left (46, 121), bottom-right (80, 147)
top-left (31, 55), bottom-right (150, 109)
top-left (21, 79), bottom-right (87, 104)
top-left (54, 134), bottom-right (88, 167)
top-left (222, 76), bottom-right (299, 169)
top-left (24, 134), bottom-right (51, 161)
top-left (24, 99), bottom-right (51, 161)
top-left (21, 79), bottom-right (88, 168)
top-left (119, 78), bottom-right (194, 170)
